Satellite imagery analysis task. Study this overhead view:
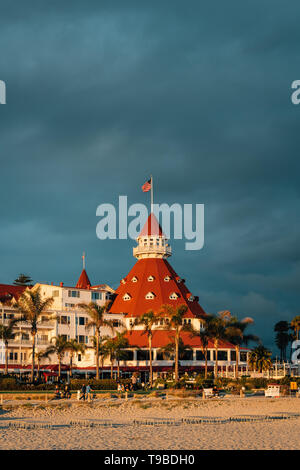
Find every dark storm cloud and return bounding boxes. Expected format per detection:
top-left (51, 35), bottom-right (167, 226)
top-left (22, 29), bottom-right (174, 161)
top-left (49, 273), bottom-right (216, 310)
top-left (1, 0), bottom-right (300, 352)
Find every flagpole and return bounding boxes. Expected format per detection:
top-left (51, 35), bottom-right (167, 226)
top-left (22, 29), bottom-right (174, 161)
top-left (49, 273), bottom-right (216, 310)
top-left (150, 175), bottom-right (153, 213)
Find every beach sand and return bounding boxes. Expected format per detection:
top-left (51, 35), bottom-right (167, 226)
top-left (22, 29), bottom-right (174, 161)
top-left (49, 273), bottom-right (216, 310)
top-left (0, 396), bottom-right (300, 450)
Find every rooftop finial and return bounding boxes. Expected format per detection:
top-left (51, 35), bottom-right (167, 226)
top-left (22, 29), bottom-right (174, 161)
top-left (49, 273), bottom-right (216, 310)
top-left (82, 251), bottom-right (86, 270)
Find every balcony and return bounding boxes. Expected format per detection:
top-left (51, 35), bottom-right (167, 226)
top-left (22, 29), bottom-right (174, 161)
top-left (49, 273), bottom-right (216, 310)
top-left (133, 245), bottom-right (172, 258)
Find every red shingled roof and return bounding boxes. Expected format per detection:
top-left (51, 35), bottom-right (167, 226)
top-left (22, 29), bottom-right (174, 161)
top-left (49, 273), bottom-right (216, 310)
top-left (0, 284), bottom-right (27, 301)
top-left (125, 330), bottom-right (247, 349)
top-left (139, 213), bottom-right (164, 237)
top-left (109, 258), bottom-right (206, 318)
top-left (76, 269), bottom-right (91, 289)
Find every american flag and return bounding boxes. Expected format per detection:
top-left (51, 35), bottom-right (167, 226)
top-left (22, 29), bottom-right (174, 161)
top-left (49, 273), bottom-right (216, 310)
top-left (142, 178), bottom-right (152, 192)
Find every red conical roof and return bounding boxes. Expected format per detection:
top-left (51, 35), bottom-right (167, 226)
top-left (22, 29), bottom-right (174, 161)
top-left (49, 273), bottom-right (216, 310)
top-left (76, 269), bottom-right (91, 289)
top-left (139, 213), bottom-right (164, 237)
top-left (109, 258), bottom-right (206, 319)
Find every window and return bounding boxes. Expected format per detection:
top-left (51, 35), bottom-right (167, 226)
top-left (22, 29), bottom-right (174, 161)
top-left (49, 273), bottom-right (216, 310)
top-left (78, 354), bottom-right (82, 362)
top-left (122, 350), bottom-right (134, 361)
top-left (113, 320), bottom-right (121, 328)
top-left (164, 276), bottom-right (171, 282)
top-left (147, 275), bottom-right (155, 282)
top-left (39, 335), bottom-right (48, 342)
top-left (68, 290), bottom-right (80, 298)
top-left (183, 319), bottom-right (192, 325)
top-left (76, 335), bottom-right (87, 344)
top-left (157, 351), bottom-right (174, 360)
top-left (240, 352), bottom-right (247, 362)
top-left (78, 317), bottom-right (86, 326)
top-left (213, 350), bottom-right (228, 361)
top-left (131, 276), bottom-right (138, 283)
top-left (123, 293), bottom-right (131, 301)
top-left (169, 292), bottom-right (178, 300)
top-left (65, 303), bottom-right (75, 308)
top-left (145, 292), bottom-right (155, 299)
top-left (60, 335), bottom-right (69, 341)
top-left (58, 315), bottom-right (70, 325)
top-left (91, 292), bottom-right (102, 300)
top-left (137, 350), bottom-right (153, 361)
top-left (231, 350), bottom-right (236, 361)
top-left (182, 350), bottom-right (193, 360)
top-left (188, 295), bottom-right (195, 302)
top-left (196, 350), bottom-right (205, 361)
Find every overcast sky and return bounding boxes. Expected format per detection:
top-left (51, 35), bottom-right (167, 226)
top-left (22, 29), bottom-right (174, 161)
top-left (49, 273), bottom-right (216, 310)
top-left (0, 1), bottom-right (299, 354)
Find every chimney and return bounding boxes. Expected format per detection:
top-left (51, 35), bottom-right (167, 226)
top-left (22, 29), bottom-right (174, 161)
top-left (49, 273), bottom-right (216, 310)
top-left (60, 282), bottom-right (64, 287)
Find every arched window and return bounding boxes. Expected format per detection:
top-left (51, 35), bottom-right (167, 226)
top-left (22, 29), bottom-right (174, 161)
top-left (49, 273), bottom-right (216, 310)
top-left (169, 292), bottom-right (179, 300)
top-left (123, 293), bottom-right (131, 301)
top-left (145, 292), bottom-right (155, 300)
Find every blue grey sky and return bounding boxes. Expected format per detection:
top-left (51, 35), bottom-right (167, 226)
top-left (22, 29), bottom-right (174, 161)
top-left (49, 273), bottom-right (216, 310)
top-left (0, 1), bottom-right (299, 353)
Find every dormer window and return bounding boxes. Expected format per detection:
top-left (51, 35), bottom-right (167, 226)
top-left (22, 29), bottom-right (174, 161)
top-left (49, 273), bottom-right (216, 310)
top-left (123, 293), bottom-right (132, 301)
top-left (188, 295), bottom-right (195, 302)
top-left (169, 292), bottom-right (179, 300)
top-left (164, 276), bottom-right (171, 282)
top-left (121, 279), bottom-right (126, 285)
top-left (176, 277), bottom-right (182, 283)
top-left (145, 292), bottom-right (155, 300)
top-left (131, 276), bottom-right (138, 283)
top-left (147, 275), bottom-right (155, 282)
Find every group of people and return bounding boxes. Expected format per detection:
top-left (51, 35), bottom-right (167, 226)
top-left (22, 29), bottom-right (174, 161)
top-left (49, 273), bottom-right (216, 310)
top-left (79, 383), bottom-right (94, 401)
top-left (53, 384), bottom-right (71, 400)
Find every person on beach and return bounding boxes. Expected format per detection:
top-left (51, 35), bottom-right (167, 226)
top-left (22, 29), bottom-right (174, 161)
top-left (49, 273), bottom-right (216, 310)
top-left (86, 384), bottom-right (93, 401)
top-left (63, 384), bottom-right (71, 399)
top-left (79, 384), bottom-right (86, 400)
top-left (131, 374), bottom-right (137, 391)
top-left (52, 385), bottom-right (61, 400)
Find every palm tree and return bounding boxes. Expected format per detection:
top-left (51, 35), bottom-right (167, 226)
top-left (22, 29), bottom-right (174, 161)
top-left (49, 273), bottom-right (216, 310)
top-left (159, 337), bottom-right (192, 361)
top-left (79, 302), bottom-right (115, 380)
top-left (104, 337), bottom-right (117, 379)
top-left (0, 319), bottom-right (19, 375)
top-left (248, 345), bottom-right (272, 373)
top-left (225, 316), bottom-right (260, 378)
top-left (160, 304), bottom-right (188, 382)
top-left (133, 310), bottom-right (159, 388)
top-left (91, 335), bottom-right (110, 373)
top-left (13, 274), bottom-right (33, 286)
top-left (66, 339), bottom-right (86, 377)
top-left (209, 311), bottom-right (231, 378)
top-left (274, 321), bottom-right (291, 362)
top-left (44, 336), bottom-right (69, 379)
top-left (34, 349), bottom-right (52, 375)
top-left (16, 286), bottom-right (54, 381)
top-left (188, 314), bottom-right (215, 379)
top-left (113, 331), bottom-right (130, 379)
top-left (291, 316), bottom-right (300, 340)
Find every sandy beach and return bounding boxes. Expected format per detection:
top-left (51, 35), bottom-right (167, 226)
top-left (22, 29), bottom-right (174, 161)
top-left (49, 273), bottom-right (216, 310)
top-left (0, 396), bottom-right (300, 450)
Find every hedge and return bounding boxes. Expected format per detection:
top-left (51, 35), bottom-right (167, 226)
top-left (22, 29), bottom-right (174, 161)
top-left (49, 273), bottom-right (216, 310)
top-left (0, 378), bottom-right (132, 391)
top-left (69, 379), bottom-right (131, 391)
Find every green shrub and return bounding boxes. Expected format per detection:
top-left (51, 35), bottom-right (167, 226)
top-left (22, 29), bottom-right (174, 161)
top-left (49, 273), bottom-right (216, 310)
top-left (251, 378), bottom-right (268, 389)
top-left (0, 378), bottom-right (18, 390)
top-left (69, 379), bottom-right (131, 391)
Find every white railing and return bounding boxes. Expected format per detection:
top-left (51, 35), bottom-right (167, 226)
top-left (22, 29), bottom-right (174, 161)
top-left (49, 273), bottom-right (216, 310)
top-left (133, 245), bottom-right (172, 256)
